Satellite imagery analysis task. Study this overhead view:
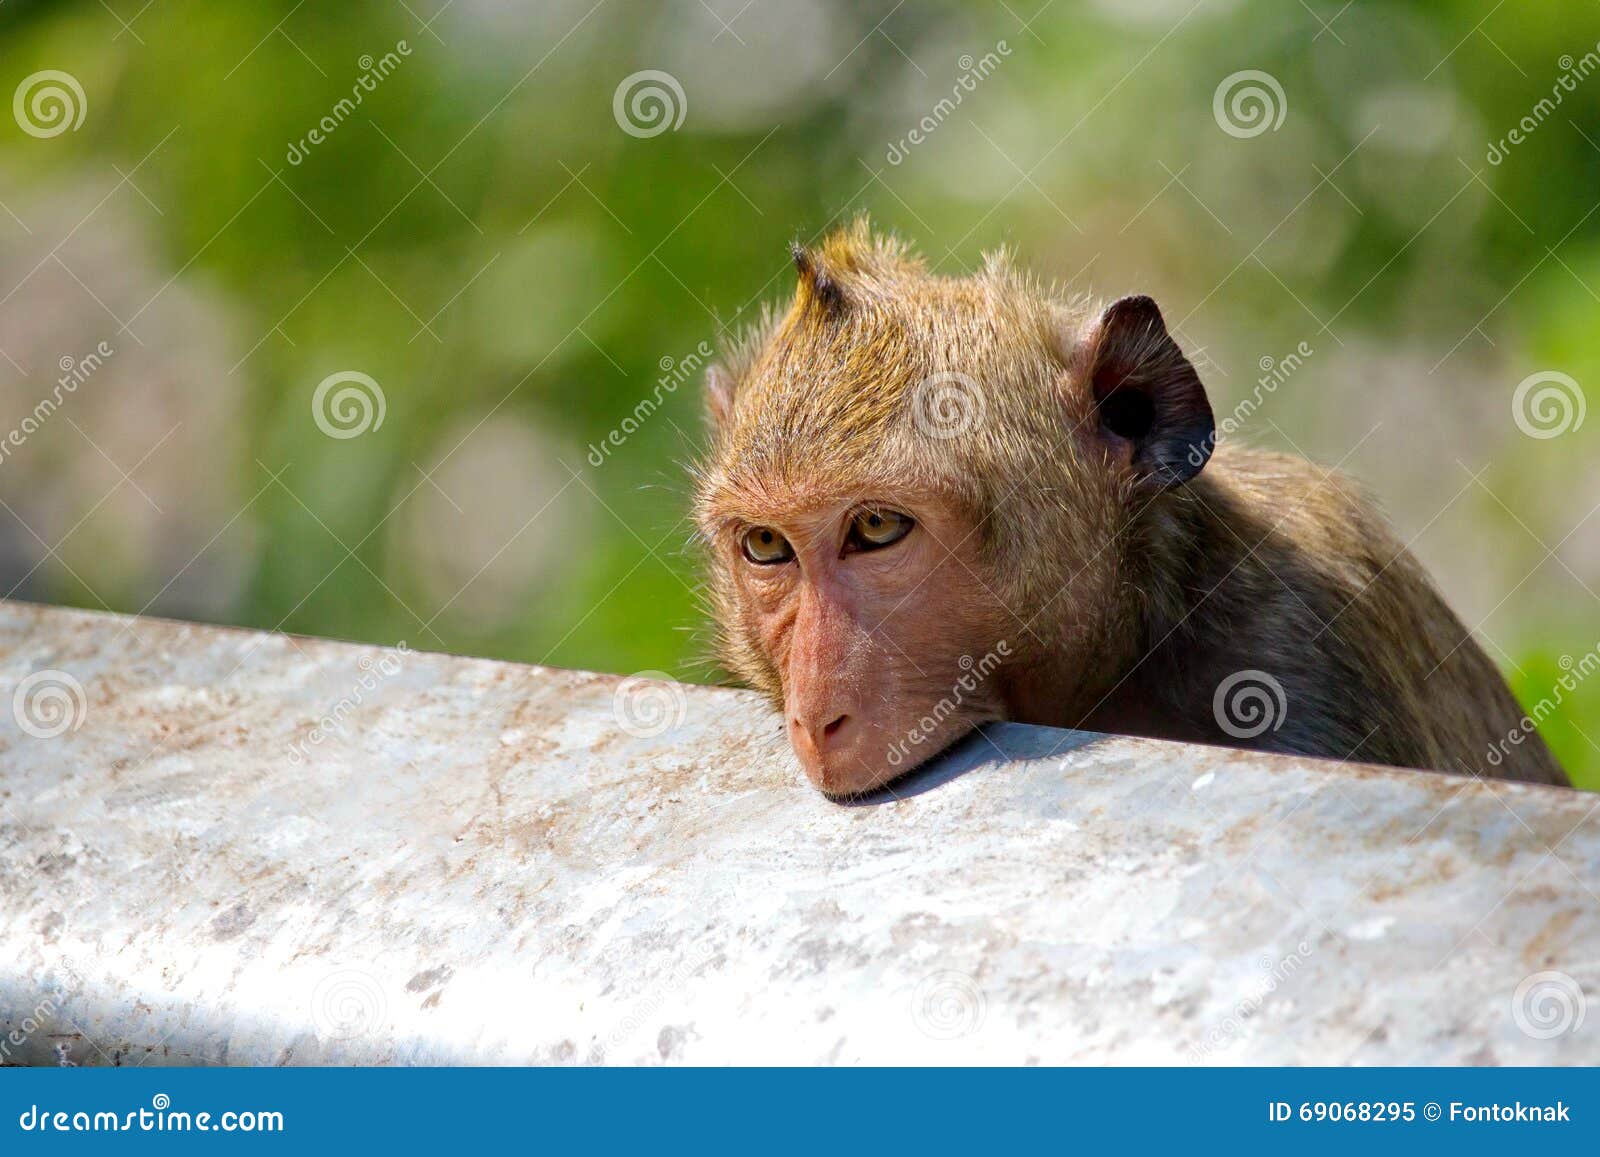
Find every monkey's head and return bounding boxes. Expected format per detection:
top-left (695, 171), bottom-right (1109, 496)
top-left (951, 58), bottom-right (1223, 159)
top-left (692, 220), bottom-right (1214, 797)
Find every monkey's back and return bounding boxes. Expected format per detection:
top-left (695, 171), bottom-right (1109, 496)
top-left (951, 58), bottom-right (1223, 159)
top-left (1159, 446), bottom-right (1566, 786)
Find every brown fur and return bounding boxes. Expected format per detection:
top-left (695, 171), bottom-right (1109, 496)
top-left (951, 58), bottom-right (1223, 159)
top-left (692, 219), bottom-right (1567, 791)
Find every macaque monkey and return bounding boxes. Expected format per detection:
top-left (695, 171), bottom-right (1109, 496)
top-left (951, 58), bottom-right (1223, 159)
top-left (692, 220), bottom-right (1567, 796)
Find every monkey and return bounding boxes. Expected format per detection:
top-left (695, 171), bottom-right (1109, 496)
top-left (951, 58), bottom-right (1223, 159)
top-left (691, 219), bottom-right (1568, 797)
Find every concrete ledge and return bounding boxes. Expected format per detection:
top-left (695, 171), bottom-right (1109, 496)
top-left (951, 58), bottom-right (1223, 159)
top-left (0, 600), bottom-right (1596, 1065)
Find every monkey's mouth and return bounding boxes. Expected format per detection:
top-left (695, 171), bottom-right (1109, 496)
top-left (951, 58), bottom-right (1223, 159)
top-left (802, 712), bottom-right (999, 801)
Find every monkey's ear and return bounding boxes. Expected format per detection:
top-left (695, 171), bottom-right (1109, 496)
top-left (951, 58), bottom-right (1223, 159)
top-left (1077, 295), bottom-right (1214, 489)
top-left (705, 363), bottom-right (736, 429)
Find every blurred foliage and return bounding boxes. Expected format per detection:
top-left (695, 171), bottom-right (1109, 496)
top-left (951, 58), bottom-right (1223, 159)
top-left (1, 0), bottom-right (1598, 786)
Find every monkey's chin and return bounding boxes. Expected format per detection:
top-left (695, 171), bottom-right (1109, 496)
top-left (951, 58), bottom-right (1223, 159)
top-left (810, 765), bottom-right (904, 800)
top-left (802, 723), bottom-right (981, 800)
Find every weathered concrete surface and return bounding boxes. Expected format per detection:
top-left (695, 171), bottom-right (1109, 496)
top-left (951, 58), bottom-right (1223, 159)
top-left (0, 600), bottom-right (1596, 1066)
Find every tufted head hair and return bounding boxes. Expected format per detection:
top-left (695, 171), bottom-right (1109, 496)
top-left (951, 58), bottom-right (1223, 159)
top-left (691, 217), bottom-right (1213, 702)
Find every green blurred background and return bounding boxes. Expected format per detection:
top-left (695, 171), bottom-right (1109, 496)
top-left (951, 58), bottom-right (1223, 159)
top-left (1, 0), bottom-right (1597, 786)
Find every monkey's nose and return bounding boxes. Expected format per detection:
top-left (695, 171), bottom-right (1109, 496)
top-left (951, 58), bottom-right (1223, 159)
top-left (788, 711), bottom-right (870, 794)
top-left (790, 711), bottom-right (852, 754)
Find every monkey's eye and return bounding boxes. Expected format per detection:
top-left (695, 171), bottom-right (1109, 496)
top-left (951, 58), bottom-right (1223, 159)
top-left (741, 526), bottom-right (794, 565)
top-left (847, 508), bottom-right (914, 552)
